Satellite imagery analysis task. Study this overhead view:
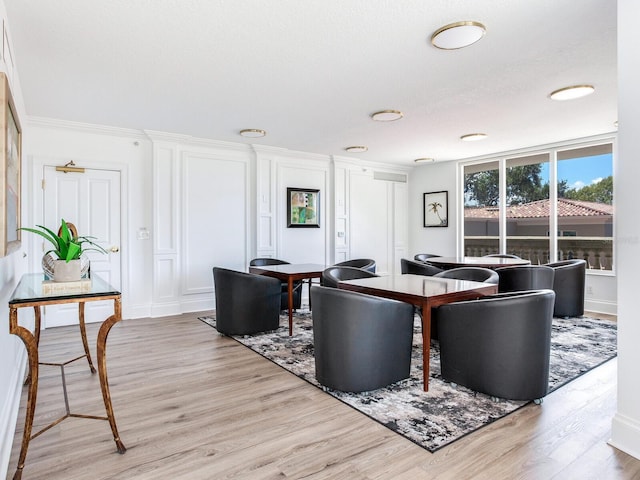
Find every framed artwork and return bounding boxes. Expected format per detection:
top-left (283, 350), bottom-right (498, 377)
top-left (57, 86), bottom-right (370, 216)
top-left (423, 191), bottom-right (448, 228)
top-left (0, 72), bottom-right (21, 257)
top-left (287, 187), bottom-right (320, 228)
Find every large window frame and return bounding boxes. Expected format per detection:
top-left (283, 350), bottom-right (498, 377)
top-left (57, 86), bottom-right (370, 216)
top-left (460, 137), bottom-right (615, 275)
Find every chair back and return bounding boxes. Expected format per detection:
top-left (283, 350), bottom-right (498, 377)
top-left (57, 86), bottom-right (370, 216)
top-left (414, 253), bottom-right (441, 262)
top-left (434, 267), bottom-right (499, 284)
top-left (496, 265), bottom-right (554, 293)
top-left (322, 266), bottom-right (379, 288)
top-left (400, 258), bottom-right (443, 276)
top-left (435, 289), bottom-right (555, 400)
top-left (213, 267), bottom-right (281, 335)
top-left (333, 258), bottom-right (376, 273)
top-left (544, 259), bottom-right (586, 317)
top-left (249, 257), bottom-right (290, 266)
top-left (311, 286), bottom-right (414, 392)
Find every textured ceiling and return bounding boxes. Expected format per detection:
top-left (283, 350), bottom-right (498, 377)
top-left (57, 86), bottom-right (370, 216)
top-left (4, 0), bottom-right (617, 165)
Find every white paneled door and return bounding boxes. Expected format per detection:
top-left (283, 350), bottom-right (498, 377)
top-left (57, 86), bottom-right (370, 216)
top-left (42, 165), bottom-right (121, 327)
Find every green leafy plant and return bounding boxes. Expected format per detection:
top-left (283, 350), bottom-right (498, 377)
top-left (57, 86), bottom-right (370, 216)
top-left (20, 219), bottom-right (108, 262)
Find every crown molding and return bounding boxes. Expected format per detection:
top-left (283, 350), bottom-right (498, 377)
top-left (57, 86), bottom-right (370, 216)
top-left (28, 116), bottom-right (146, 138)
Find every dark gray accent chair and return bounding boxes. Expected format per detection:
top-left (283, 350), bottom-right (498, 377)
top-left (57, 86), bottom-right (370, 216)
top-left (545, 259), bottom-right (587, 317)
top-left (311, 286), bottom-right (414, 393)
top-left (483, 253), bottom-right (522, 259)
top-left (414, 253), bottom-right (441, 263)
top-left (213, 267), bottom-right (281, 335)
top-left (333, 258), bottom-right (376, 273)
top-left (401, 258), bottom-right (444, 276)
top-left (434, 289), bottom-right (555, 401)
top-left (496, 265), bottom-right (555, 293)
top-left (321, 266), bottom-right (379, 289)
top-left (430, 267), bottom-right (499, 340)
top-left (249, 257), bottom-right (302, 311)
top-left (434, 266), bottom-right (499, 284)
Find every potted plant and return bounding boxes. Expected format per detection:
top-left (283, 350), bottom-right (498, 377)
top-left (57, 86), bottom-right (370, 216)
top-left (20, 219), bottom-right (108, 282)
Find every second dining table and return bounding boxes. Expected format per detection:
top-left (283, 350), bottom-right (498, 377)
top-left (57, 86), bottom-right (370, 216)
top-left (338, 274), bottom-right (498, 392)
top-left (249, 263), bottom-right (326, 335)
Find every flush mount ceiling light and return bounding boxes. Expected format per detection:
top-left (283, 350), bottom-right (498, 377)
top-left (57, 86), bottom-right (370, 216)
top-left (345, 146), bottom-right (368, 153)
top-left (239, 128), bottom-right (266, 138)
top-left (371, 109), bottom-right (404, 122)
top-left (549, 85), bottom-right (595, 101)
top-left (414, 158), bottom-right (435, 164)
top-left (431, 21), bottom-right (486, 50)
top-left (460, 133), bottom-right (488, 142)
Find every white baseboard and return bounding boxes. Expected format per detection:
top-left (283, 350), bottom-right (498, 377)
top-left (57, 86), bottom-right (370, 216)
top-left (610, 413), bottom-right (640, 460)
top-left (585, 299), bottom-right (617, 316)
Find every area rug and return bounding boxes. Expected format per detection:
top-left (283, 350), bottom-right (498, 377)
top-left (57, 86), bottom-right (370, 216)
top-left (198, 312), bottom-right (617, 452)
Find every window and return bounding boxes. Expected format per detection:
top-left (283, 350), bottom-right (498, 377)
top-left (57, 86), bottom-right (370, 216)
top-left (462, 140), bottom-right (614, 271)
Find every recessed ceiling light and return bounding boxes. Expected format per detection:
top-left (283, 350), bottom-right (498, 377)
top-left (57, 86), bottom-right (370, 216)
top-left (345, 146), bottom-right (368, 153)
top-left (549, 85), bottom-right (595, 101)
top-left (371, 110), bottom-right (404, 122)
top-left (414, 158), bottom-right (435, 164)
top-left (460, 133), bottom-right (488, 142)
top-left (431, 21), bottom-right (486, 50)
top-left (239, 128), bottom-right (266, 138)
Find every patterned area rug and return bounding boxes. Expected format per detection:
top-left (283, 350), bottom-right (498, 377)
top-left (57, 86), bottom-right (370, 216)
top-left (198, 312), bottom-right (617, 452)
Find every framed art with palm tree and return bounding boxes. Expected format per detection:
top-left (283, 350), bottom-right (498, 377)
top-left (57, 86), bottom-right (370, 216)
top-left (423, 191), bottom-right (448, 227)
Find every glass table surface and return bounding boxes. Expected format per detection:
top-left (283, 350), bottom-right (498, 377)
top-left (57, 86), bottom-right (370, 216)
top-left (9, 273), bottom-right (120, 305)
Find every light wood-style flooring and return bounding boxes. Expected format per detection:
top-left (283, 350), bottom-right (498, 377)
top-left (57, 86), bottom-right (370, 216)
top-left (8, 311), bottom-right (640, 479)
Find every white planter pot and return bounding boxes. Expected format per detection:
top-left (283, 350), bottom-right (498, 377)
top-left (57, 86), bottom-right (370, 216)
top-left (53, 259), bottom-right (82, 282)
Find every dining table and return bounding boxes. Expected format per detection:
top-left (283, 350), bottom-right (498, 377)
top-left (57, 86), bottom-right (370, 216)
top-left (425, 256), bottom-right (531, 270)
top-left (338, 274), bottom-right (497, 392)
top-left (249, 263), bottom-right (326, 335)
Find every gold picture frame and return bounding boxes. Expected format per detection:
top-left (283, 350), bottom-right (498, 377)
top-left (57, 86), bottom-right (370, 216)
top-left (0, 72), bottom-right (22, 257)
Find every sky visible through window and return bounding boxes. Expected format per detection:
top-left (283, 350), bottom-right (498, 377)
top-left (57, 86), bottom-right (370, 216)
top-left (542, 154), bottom-right (613, 191)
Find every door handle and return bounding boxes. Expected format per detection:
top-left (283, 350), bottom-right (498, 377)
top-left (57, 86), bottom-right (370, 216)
top-left (110, 246), bottom-right (120, 253)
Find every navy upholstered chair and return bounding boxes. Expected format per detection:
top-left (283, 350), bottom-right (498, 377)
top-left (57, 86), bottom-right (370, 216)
top-left (401, 258), bottom-right (444, 276)
top-left (311, 286), bottom-right (414, 393)
top-left (434, 289), bottom-right (555, 401)
top-left (249, 258), bottom-right (302, 311)
top-left (321, 266), bottom-right (379, 289)
top-left (213, 267), bottom-right (281, 335)
top-left (545, 259), bottom-right (586, 317)
top-left (495, 265), bottom-right (554, 293)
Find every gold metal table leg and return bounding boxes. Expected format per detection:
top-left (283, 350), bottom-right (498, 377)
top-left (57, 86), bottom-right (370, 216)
top-left (96, 297), bottom-right (127, 454)
top-left (78, 302), bottom-right (96, 373)
top-left (10, 306), bottom-right (40, 480)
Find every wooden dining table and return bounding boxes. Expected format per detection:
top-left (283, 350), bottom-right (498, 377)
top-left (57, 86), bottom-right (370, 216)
top-left (338, 274), bottom-right (498, 392)
top-left (425, 256), bottom-right (531, 270)
top-left (249, 263), bottom-right (326, 335)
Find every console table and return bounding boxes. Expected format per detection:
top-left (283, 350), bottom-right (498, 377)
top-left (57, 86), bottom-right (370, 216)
top-left (8, 273), bottom-right (126, 480)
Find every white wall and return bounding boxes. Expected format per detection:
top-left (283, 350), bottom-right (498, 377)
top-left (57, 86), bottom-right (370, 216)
top-left (409, 161), bottom-right (458, 257)
top-left (610, 0), bottom-right (640, 460)
top-left (0, 3), bottom-right (32, 473)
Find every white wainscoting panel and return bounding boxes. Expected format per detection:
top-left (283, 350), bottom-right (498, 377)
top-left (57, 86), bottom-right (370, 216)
top-left (181, 152), bottom-right (248, 296)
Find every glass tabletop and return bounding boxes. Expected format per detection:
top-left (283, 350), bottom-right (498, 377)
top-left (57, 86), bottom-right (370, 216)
top-left (9, 273), bottom-right (121, 305)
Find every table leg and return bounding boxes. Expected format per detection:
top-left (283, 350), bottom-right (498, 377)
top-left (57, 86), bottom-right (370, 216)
top-left (421, 300), bottom-right (432, 392)
top-left (10, 307), bottom-right (40, 480)
top-left (96, 297), bottom-right (126, 454)
top-left (287, 279), bottom-right (294, 336)
top-left (78, 302), bottom-right (97, 373)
